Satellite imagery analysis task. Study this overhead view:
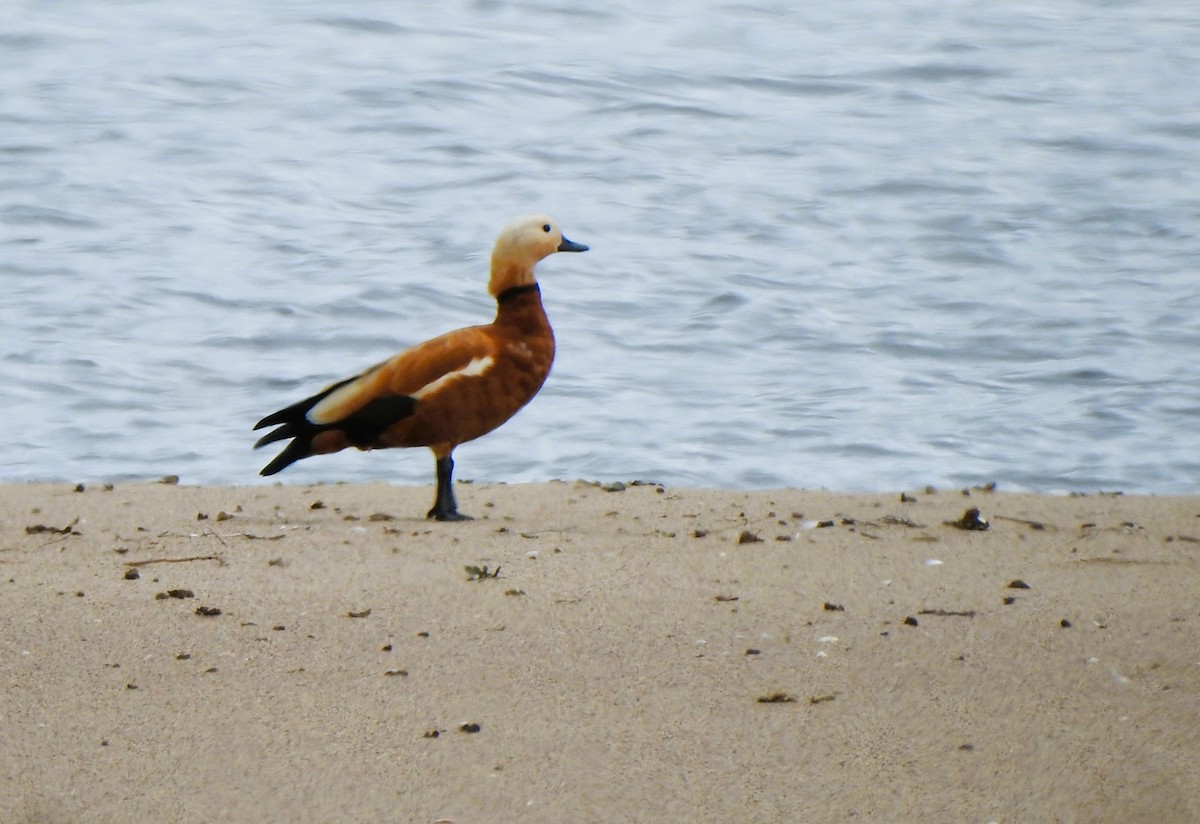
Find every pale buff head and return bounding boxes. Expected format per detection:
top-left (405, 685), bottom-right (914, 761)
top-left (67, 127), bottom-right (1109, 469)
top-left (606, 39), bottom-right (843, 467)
top-left (488, 214), bottom-right (588, 297)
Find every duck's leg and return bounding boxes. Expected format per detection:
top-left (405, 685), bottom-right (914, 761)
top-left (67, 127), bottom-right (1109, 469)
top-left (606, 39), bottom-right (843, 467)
top-left (428, 452), bottom-right (472, 521)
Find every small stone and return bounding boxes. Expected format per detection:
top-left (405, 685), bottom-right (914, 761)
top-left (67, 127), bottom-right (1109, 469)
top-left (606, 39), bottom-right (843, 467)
top-left (946, 508), bottom-right (989, 531)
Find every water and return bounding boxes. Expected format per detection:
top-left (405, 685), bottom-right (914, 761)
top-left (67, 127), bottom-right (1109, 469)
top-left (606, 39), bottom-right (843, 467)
top-left (3, 1), bottom-right (1199, 493)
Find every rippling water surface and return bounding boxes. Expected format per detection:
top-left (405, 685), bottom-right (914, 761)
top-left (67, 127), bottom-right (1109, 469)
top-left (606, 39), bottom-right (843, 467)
top-left (3, 1), bottom-right (1199, 492)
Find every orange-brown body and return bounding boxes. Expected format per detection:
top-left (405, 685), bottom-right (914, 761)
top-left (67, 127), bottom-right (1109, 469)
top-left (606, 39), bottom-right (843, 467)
top-left (307, 292), bottom-right (554, 460)
top-left (253, 215), bottom-right (587, 520)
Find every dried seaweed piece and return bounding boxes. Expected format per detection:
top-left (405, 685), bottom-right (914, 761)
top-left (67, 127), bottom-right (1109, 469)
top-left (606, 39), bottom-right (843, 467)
top-left (25, 517), bottom-right (80, 535)
top-left (880, 515), bottom-right (925, 528)
top-left (945, 508), bottom-right (989, 531)
top-left (756, 692), bottom-right (797, 704)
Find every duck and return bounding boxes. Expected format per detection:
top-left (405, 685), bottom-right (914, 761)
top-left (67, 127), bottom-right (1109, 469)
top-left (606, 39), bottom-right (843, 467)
top-left (253, 214), bottom-right (588, 520)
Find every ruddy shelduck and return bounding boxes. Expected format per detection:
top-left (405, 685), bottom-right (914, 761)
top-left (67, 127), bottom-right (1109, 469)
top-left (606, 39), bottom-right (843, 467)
top-left (253, 215), bottom-right (588, 520)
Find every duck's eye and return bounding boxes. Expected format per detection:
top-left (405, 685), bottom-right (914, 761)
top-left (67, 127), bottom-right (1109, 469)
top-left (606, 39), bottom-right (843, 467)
top-left (542, 224), bottom-right (551, 233)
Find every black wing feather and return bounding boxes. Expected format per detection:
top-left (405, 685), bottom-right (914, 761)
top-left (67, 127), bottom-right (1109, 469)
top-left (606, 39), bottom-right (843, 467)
top-left (252, 376), bottom-right (417, 476)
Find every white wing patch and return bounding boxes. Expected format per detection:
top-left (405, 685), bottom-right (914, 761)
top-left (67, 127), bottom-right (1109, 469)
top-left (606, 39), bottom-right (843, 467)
top-left (412, 355), bottom-right (495, 400)
top-left (308, 372), bottom-right (378, 425)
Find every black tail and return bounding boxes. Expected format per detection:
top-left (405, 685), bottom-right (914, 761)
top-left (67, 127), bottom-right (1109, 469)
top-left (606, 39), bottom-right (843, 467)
top-left (253, 409), bottom-right (321, 477)
top-left (258, 436), bottom-right (315, 476)
top-left (253, 378), bottom-right (417, 476)
top-left (252, 377), bottom-right (356, 476)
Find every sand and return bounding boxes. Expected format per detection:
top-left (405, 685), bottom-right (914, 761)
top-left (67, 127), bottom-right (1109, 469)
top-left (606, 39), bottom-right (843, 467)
top-left (2, 479), bottom-right (1198, 823)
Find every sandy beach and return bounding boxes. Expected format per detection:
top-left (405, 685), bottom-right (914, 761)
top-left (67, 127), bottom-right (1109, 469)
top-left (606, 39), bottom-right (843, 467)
top-left (2, 480), bottom-right (1198, 823)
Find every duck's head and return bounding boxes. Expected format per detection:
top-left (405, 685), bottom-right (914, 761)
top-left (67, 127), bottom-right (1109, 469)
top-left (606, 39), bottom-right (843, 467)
top-left (489, 214), bottom-right (588, 297)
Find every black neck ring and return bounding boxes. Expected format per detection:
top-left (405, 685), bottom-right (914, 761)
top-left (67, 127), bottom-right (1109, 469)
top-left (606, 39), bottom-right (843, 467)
top-left (496, 283), bottom-right (540, 304)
